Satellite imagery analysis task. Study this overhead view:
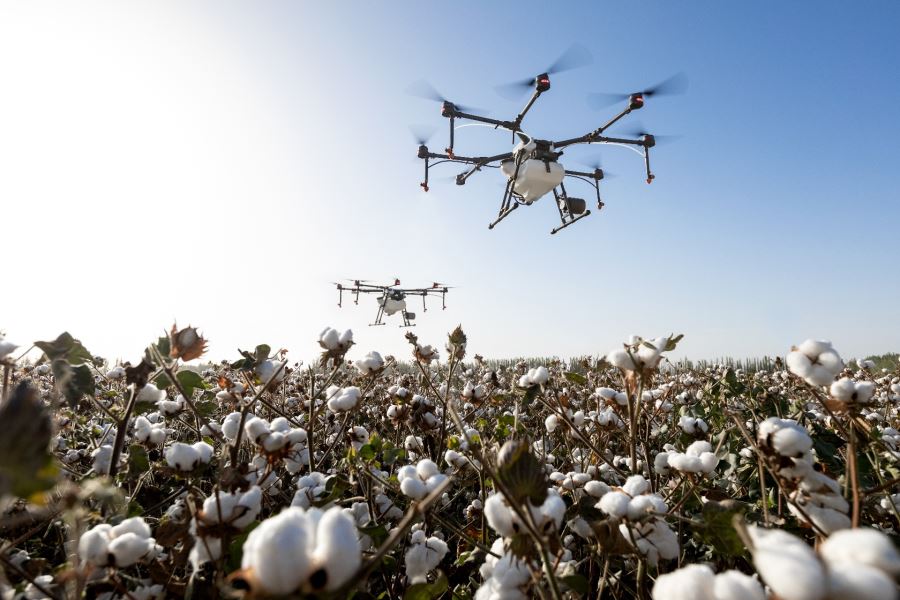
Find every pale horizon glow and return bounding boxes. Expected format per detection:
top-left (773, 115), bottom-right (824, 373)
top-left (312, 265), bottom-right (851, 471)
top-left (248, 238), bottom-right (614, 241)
top-left (2, 1), bottom-right (899, 366)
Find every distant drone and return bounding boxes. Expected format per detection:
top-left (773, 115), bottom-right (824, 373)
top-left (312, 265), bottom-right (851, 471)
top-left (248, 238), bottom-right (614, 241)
top-left (410, 45), bottom-right (686, 234)
top-left (335, 279), bottom-right (451, 327)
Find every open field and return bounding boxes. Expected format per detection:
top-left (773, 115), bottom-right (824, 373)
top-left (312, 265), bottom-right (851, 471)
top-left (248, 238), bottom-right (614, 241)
top-left (1, 326), bottom-right (899, 599)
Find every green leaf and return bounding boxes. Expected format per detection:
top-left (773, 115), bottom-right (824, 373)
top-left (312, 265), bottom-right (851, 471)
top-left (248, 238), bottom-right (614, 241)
top-left (127, 444), bottom-right (150, 478)
top-left (564, 371), bottom-right (587, 385)
top-left (404, 573), bottom-right (448, 600)
top-left (153, 372), bottom-right (172, 391)
top-left (0, 382), bottom-right (57, 499)
top-left (694, 501), bottom-right (746, 557)
top-left (359, 523), bottom-right (388, 545)
top-left (194, 401), bottom-right (217, 418)
top-left (560, 574), bottom-right (589, 595)
top-left (176, 370), bottom-right (206, 399)
top-left (35, 332), bottom-right (94, 365)
top-left (51, 361), bottom-right (95, 408)
top-left (383, 446), bottom-right (406, 467)
top-left (156, 335), bottom-right (171, 360)
top-left (358, 444), bottom-right (376, 461)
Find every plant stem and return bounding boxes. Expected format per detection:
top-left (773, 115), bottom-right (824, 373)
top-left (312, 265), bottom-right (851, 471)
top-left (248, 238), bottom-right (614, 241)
top-left (107, 384), bottom-right (138, 479)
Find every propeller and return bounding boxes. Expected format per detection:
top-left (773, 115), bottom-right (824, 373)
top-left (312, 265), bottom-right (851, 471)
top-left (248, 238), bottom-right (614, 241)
top-left (495, 44), bottom-right (593, 99)
top-left (431, 282), bottom-right (456, 289)
top-left (406, 80), bottom-right (486, 114)
top-left (618, 125), bottom-right (682, 145)
top-left (409, 124), bottom-right (437, 146)
top-left (576, 156), bottom-right (615, 179)
top-left (587, 72), bottom-right (688, 109)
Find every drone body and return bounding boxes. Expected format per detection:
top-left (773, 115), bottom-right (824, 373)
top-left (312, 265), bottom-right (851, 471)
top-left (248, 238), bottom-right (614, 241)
top-left (335, 279), bottom-right (450, 327)
top-left (411, 50), bottom-right (683, 234)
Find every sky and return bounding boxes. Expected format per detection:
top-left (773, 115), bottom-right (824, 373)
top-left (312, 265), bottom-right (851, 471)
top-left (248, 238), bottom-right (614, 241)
top-left (1, 1), bottom-right (899, 365)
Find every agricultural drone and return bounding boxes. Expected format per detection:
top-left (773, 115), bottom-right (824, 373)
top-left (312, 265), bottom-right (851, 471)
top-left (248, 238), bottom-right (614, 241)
top-left (410, 45), bottom-right (685, 234)
top-left (334, 279), bottom-right (451, 327)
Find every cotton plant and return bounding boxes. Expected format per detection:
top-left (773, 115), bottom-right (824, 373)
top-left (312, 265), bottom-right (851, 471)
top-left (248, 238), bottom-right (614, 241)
top-left (292, 472), bottom-right (330, 509)
top-left (398, 459), bottom-right (448, 501)
top-left (239, 505), bottom-right (361, 595)
top-left (651, 564), bottom-right (765, 600)
top-left (592, 475), bottom-right (679, 566)
top-left (355, 350), bottom-right (385, 375)
top-left (746, 524), bottom-right (900, 600)
top-left (483, 488), bottom-right (566, 538)
top-left (787, 339), bottom-right (844, 387)
top-left (606, 335), bottom-right (678, 374)
top-left (474, 538), bottom-right (534, 600)
top-left (325, 385), bottom-right (361, 413)
top-left (678, 415), bottom-right (709, 435)
top-left (164, 441), bottom-right (214, 472)
top-left (404, 527), bottom-right (449, 584)
top-left (133, 415), bottom-right (169, 446)
top-left (662, 440), bottom-right (719, 475)
top-left (78, 517), bottom-right (159, 568)
top-left (518, 365), bottom-right (549, 388)
top-left (755, 417), bottom-right (850, 532)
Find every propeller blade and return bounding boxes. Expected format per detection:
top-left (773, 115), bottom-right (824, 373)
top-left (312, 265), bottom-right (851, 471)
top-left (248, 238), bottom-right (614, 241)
top-left (496, 44), bottom-right (593, 100)
top-left (546, 43), bottom-right (593, 75)
top-left (587, 72), bottom-right (688, 110)
top-left (640, 72), bottom-right (689, 97)
top-left (406, 79), bottom-right (445, 103)
top-left (406, 79), bottom-right (486, 114)
top-left (586, 92), bottom-right (630, 110)
top-left (576, 156), bottom-right (616, 178)
top-left (494, 77), bottom-right (541, 100)
top-left (620, 125), bottom-right (683, 145)
top-left (409, 124), bottom-right (437, 145)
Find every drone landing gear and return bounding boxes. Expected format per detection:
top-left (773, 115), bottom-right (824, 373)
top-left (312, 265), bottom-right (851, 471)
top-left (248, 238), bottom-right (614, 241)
top-left (488, 202), bottom-right (519, 230)
top-left (488, 175), bottom-right (525, 230)
top-left (550, 184), bottom-right (591, 235)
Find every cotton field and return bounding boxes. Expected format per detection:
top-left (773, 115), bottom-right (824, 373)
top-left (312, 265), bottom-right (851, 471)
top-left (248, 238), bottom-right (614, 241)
top-left (1, 326), bottom-right (899, 600)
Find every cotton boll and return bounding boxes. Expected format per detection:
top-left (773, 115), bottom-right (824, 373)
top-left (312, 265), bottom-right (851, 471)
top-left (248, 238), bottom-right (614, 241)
top-left (244, 417), bottom-right (270, 443)
top-left (192, 441), bottom-right (213, 464)
top-left (622, 475), bottom-right (649, 496)
top-left (222, 412), bottom-right (243, 441)
top-left (405, 531), bottom-right (449, 585)
top-left (651, 564), bottom-right (715, 600)
top-left (484, 494), bottom-right (516, 537)
top-left (166, 442), bottom-right (200, 472)
top-left (262, 431), bottom-right (287, 452)
top-left (355, 351), bottom-right (384, 375)
top-left (747, 525), bottom-right (826, 600)
top-left (530, 366), bottom-right (549, 385)
top-left (416, 459), bottom-right (439, 480)
top-left (598, 491), bottom-right (630, 518)
top-left (400, 477), bottom-right (427, 501)
top-left (107, 532), bottom-right (154, 567)
top-left (827, 564), bottom-right (898, 600)
top-left (189, 536), bottom-right (222, 572)
top-left (545, 414), bottom-right (559, 433)
top-left (78, 524), bottom-right (112, 565)
top-left (308, 507), bottom-right (361, 591)
top-left (819, 527), bottom-right (900, 575)
top-left (110, 517), bottom-right (151, 540)
top-left (787, 340), bottom-right (843, 386)
top-left (242, 508), bottom-right (311, 596)
top-left (668, 454), bottom-right (703, 473)
top-left (830, 378), bottom-right (876, 405)
top-left (712, 570), bottom-right (765, 600)
top-left (136, 384), bottom-right (166, 404)
top-left (319, 328), bottom-right (340, 351)
top-left (584, 480), bottom-right (610, 498)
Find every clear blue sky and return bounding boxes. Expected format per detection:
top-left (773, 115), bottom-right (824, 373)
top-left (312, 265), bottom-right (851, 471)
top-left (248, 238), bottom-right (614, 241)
top-left (2, 1), bottom-right (898, 363)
